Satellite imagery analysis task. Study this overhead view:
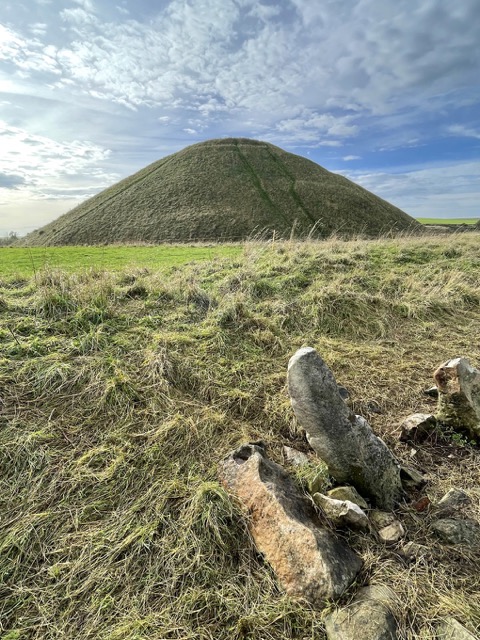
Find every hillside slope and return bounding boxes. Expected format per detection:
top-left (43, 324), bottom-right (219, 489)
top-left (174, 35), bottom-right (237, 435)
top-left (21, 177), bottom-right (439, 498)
top-left (21, 138), bottom-right (420, 245)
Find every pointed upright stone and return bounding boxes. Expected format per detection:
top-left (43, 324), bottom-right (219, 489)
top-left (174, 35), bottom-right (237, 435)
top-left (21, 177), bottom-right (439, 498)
top-left (287, 347), bottom-right (403, 510)
top-left (434, 357), bottom-right (480, 440)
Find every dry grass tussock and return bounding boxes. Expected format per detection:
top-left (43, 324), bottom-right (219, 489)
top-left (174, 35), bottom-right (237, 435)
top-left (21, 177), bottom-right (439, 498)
top-left (1, 233), bottom-right (479, 639)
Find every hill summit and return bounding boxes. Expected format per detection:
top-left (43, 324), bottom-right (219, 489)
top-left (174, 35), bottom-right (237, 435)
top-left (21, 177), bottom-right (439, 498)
top-left (23, 138), bottom-right (420, 245)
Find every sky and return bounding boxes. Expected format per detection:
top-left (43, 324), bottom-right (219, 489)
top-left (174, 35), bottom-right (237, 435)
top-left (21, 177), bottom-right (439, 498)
top-left (1, 0), bottom-right (479, 236)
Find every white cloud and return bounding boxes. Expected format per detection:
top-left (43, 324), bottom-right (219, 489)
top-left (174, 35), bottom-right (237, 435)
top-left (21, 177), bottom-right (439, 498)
top-left (448, 124), bottom-right (480, 140)
top-left (0, 120), bottom-right (116, 194)
top-left (343, 155), bottom-right (361, 161)
top-left (343, 161), bottom-right (480, 218)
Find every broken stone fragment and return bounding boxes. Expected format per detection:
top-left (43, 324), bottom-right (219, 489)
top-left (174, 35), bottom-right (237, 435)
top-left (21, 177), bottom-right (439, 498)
top-left (287, 347), bottom-right (403, 510)
top-left (434, 357), bottom-right (480, 440)
top-left (435, 489), bottom-right (472, 516)
top-left (370, 510), bottom-right (396, 530)
top-left (399, 413), bottom-right (437, 442)
top-left (283, 445), bottom-right (309, 466)
top-left (400, 465), bottom-right (427, 491)
top-left (431, 518), bottom-right (480, 546)
top-left (219, 444), bottom-right (362, 607)
top-left (424, 386), bottom-right (439, 398)
top-left (324, 584), bottom-right (399, 640)
top-left (328, 486), bottom-right (369, 510)
top-left (436, 617), bottom-right (478, 639)
top-left (313, 493), bottom-right (370, 531)
top-left (378, 521), bottom-right (405, 544)
top-left (402, 541), bottom-right (429, 560)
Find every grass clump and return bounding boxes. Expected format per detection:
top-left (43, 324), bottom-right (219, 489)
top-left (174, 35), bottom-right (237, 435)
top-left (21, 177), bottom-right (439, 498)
top-left (0, 233), bottom-right (479, 639)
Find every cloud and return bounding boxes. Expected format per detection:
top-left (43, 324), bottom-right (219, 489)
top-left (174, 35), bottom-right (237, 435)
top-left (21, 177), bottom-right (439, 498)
top-left (0, 173), bottom-right (26, 189)
top-left (343, 155), bottom-right (361, 161)
top-left (0, 120), bottom-right (117, 197)
top-left (3, 0), bottom-right (479, 145)
top-left (448, 124), bottom-right (480, 140)
top-left (343, 161), bottom-right (480, 218)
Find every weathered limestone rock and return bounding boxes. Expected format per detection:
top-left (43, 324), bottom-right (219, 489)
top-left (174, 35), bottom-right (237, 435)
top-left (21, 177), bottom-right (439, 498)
top-left (435, 489), bottom-right (472, 516)
top-left (287, 347), bottom-right (403, 509)
top-left (434, 357), bottom-right (480, 440)
top-left (283, 445), bottom-right (309, 466)
top-left (436, 617), bottom-right (478, 639)
top-left (328, 486), bottom-right (369, 509)
top-left (313, 493), bottom-right (370, 531)
top-left (219, 444), bottom-right (362, 607)
top-left (432, 518), bottom-right (480, 546)
top-left (325, 585), bottom-right (399, 640)
top-left (399, 413), bottom-right (437, 442)
top-left (378, 521), bottom-right (405, 544)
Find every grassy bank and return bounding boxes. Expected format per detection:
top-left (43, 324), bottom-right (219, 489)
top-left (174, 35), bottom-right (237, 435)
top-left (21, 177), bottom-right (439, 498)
top-left (1, 234), bottom-right (479, 639)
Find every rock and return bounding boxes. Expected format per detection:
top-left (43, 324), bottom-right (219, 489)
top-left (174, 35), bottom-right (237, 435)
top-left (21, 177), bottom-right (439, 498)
top-left (434, 357), bottom-right (480, 440)
top-left (436, 617), bottom-right (478, 639)
top-left (378, 521), bottom-right (405, 544)
top-left (219, 444), bottom-right (362, 607)
top-left (338, 385), bottom-right (350, 401)
top-left (287, 347), bottom-right (403, 510)
top-left (431, 518), bottom-right (480, 546)
top-left (412, 496), bottom-right (431, 512)
top-left (402, 541), bottom-right (429, 560)
top-left (283, 445), bottom-right (309, 466)
top-left (328, 486), bottom-right (369, 509)
top-left (308, 469), bottom-right (329, 495)
top-left (370, 510), bottom-right (396, 530)
top-left (324, 584), bottom-right (399, 640)
top-left (435, 489), bottom-right (472, 515)
top-left (424, 386), bottom-right (439, 398)
top-left (399, 413), bottom-right (437, 442)
top-left (400, 465), bottom-right (427, 491)
top-left (313, 493), bottom-right (370, 531)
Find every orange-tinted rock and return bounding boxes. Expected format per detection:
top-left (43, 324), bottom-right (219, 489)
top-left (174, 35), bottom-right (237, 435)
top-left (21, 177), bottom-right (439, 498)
top-left (219, 444), bottom-right (362, 608)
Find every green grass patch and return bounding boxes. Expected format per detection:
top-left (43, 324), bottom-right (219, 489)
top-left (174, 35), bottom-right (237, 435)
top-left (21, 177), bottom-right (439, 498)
top-left (1, 234), bottom-right (479, 639)
top-left (416, 217), bottom-right (479, 225)
top-left (0, 244), bottom-right (242, 278)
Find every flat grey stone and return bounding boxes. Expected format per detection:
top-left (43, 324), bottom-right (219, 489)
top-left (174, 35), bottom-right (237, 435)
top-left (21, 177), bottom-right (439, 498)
top-left (313, 493), bottom-right (370, 531)
top-left (435, 489), bottom-right (471, 515)
top-left (436, 617), bottom-right (478, 639)
top-left (399, 413), bottom-right (437, 442)
top-left (328, 486), bottom-right (369, 509)
top-left (283, 445), bottom-right (309, 466)
top-left (325, 585), bottom-right (399, 639)
top-left (432, 518), bottom-right (480, 546)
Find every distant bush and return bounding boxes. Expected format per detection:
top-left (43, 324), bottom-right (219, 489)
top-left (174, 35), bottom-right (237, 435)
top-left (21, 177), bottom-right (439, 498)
top-left (0, 231), bottom-right (18, 247)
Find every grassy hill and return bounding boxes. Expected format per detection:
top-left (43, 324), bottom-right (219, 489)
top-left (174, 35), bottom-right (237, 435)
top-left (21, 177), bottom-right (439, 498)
top-left (20, 138), bottom-right (420, 246)
top-left (1, 234), bottom-right (479, 639)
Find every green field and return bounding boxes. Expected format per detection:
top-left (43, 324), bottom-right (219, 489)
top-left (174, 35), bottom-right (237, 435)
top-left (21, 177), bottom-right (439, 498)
top-left (0, 244), bottom-right (242, 278)
top-left (1, 234), bottom-right (479, 639)
top-left (416, 217), bottom-right (479, 225)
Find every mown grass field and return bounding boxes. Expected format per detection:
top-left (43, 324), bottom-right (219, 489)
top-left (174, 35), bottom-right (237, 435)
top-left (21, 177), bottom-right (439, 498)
top-left (0, 245), bottom-right (242, 279)
top-left (416, 217), bottom-right (479, 225)
top-left (1, 234), bottom-right (479, 639)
